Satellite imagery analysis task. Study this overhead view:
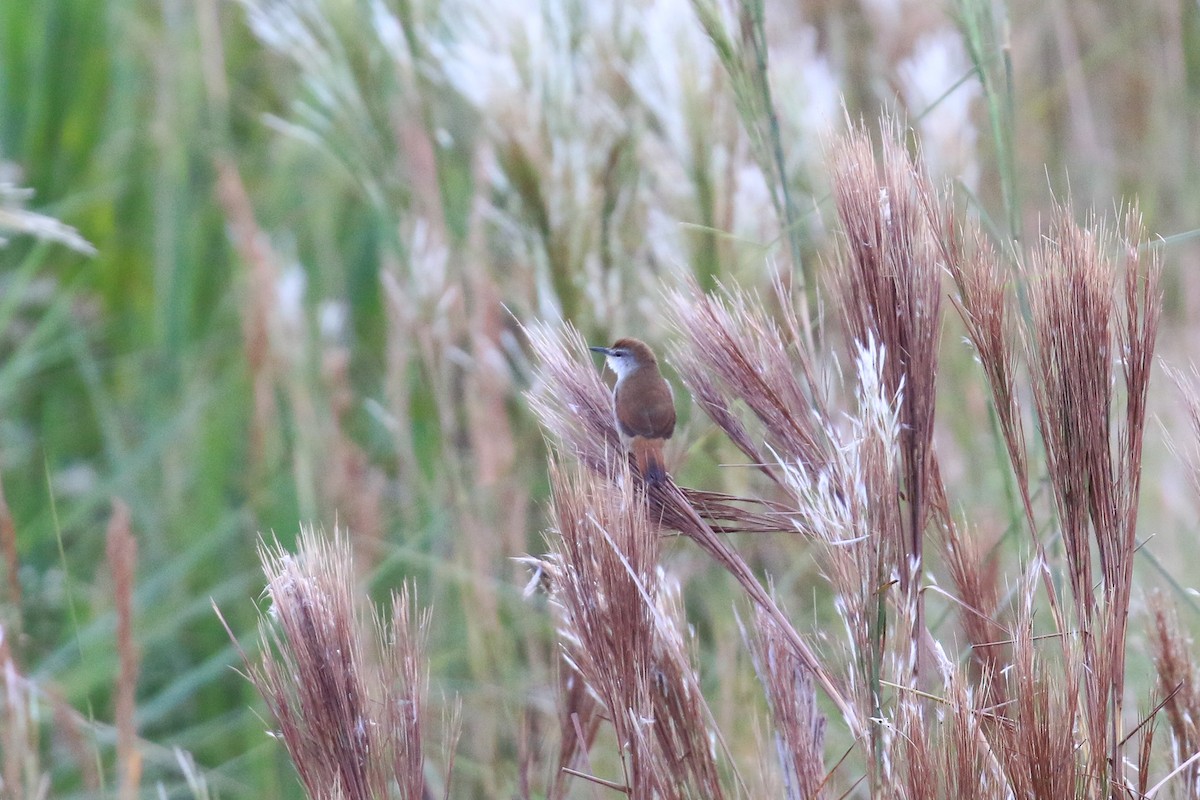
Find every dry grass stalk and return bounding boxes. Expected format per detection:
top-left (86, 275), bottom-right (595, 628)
top-left (1149, 593), bottom-right (1200, 796)
top-left (894, 697), bottom-right (936, 800)
top-left (1027, 209), bottom-right (1114, 632)
top-left (1026, 205), bottom-right (1162, 789)
top-left (868, 596), bottom-right (1007, 799)
top-left (943, 219), bottom-right (1069, 647)
top-left (1160, 363), bottom-right (1200, 790)
top-left (0, 652), bottom-right (110, 798)
top-left (669, 124), bottom-right (953, 775)
top-left (1005, 595), bottom-right (1086, 797)
top-left (457, 267), bottom-right (528, 638)
top-left (218, 150), bottom-right (374, 536)
top-left (379, 585), bottom-right (431, 800)
top-left (668, 282), bottom-right (831, 486)
top-left (219, 145), bottom-right (397, 569)
top-left (780, 336), bottom-right (900, 767)
top-left (937, 520), bottom-right (1006, 706)
top-left (225, 527), bottom-right (432, 800)
top-left (647, 480), bottom-right (856, 732)
top-left (1164, 363), bottom-right (1200, 500)
top-left (883, 672), bottom-right (1011, 800)
top-left (549, 665), bottom-right (603, 800)
top-left (381, 264), bottom-right (422, 522)
top-left (1, 654), bottom-right (49, 800)
top-left (48, 685), bottom-right (101, 792)
top-left (1133, 714), bottom-right (1156, 800)
top-left (745, 608), bottom-right (827, 800)
top-left (213, 156), bottom-right (282, 477)
top-left (0, 470), bottom-right (19, 664)
top-left (514, 560), bottom-right (605, 800)
top-left (105, 499), bottom-right (141, 800)
top-left (935, 674), bottom-right (1007, 799)
top-left (321, 341), bottom-right (387, 573)
top-left (945, 224), bottom-right (1030, 516)
top-left (829, 117), bottom-right (944, 685)
top-left (1, 649), bottom-right (119, 798)
top-left (543, 461), bottom-right (727, 798)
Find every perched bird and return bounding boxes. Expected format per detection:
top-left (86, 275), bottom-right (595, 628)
top-left (590, 338), bottom-right (676, 484)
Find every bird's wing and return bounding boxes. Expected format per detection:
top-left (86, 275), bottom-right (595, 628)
top-left (616, 372), bottom-right (676, 439)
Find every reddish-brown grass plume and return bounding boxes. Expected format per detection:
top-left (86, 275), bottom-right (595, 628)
top-left (542, 461), bottom-right (729, 798)
top-left (1149, 593), bottom-right (1200, 794)
top-left (668, 282), bottom-right (832, 485)
top-left (1026, 205), bottom-right (1162, 790)
top-left (945, 224), bottom-right (1030, 514)
top-left (829, 118), bottom-right (944, 688)
top-left (220, 527), bottom-right (434, 800)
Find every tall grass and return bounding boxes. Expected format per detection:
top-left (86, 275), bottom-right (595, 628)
top-left (524, 118), bottom-right (1171, 797)
top-left (2, 0), bottom-right (1200, 797)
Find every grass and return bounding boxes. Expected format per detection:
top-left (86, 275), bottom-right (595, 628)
top-left (3, 0), bottom-right (1200, 797)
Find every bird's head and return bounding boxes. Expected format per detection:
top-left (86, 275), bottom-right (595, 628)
top-left (589, 338), bottom-right (658, 380)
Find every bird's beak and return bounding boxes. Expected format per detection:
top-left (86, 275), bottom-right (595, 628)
top-left (589, 346), bottom-right (612, 355)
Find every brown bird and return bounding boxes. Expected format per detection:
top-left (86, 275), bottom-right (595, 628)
top-left (590, 338), bottom-right (676, 484)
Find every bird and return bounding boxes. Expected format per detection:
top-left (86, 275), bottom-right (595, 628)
top-left (589, 338), bottom-right (676, 485)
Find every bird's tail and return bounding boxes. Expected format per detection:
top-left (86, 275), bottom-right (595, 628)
top-left (631, 436), bottom-right (669, 485)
